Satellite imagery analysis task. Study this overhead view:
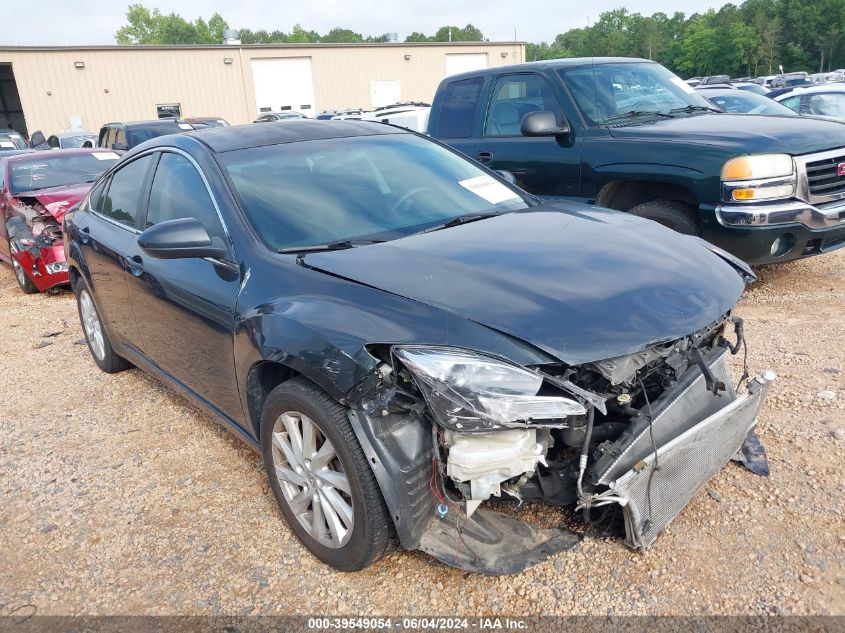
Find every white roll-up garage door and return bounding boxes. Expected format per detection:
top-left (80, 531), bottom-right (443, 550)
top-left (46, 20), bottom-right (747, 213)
top-left (251, 57), bottom-right (316, 114)
top-left (444, 53), bottom-right (489, 77)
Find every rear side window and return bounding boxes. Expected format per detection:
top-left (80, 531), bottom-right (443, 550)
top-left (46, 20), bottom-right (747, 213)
top-left (436, 77), bottom-right (484, 138)
top-left (145, 152), bottom-right (224, 237)
top-left (100, 154), bottom-right (155, 228)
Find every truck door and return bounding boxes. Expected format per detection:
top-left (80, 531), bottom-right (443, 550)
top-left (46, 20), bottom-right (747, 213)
top-left (474, 72), bottom-right (581, 197)
top-left (428, 76), bottom-right (485, 160)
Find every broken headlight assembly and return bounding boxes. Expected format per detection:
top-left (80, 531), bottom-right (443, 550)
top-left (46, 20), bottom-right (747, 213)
top-left (393, 346), bottom-right (586, 432)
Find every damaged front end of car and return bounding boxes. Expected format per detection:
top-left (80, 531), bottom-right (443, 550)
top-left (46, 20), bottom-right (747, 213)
top-left (6, 196), bottom-right (70, 292)
top-left (345, 314), bottom-right (774, 574)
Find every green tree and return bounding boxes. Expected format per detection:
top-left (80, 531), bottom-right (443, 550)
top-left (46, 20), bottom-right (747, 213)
top-left (321, 28), bottom-right (364, 43)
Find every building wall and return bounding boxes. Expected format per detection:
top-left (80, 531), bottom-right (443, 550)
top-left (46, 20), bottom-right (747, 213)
top-left (0, 42), bottom-right (524, 135)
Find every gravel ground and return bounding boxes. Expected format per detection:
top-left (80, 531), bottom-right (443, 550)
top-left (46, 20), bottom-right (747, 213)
top-left (0, 251), bottom-right (843, 617)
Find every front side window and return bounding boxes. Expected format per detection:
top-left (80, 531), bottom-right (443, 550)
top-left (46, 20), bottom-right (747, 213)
top-left (218, 133), bottom-right (531, 251)
top-left (100, 154), bottom-right (155, 228)
top-left (435, 77), bottom-right (484, 138)
top-left (779, 95), bottom-right (802, 112)
top-left (8, 152), bottom-right (119, 193)
top-left (484, 74), bottom-right (563, 136)
top-left (559, 62), bottom-right (714, 125)
top-left (146, 152), bottom-right (224, 237)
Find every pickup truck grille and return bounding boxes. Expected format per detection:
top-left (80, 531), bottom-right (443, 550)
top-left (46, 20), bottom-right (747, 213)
top-left (806, 153), bottom-right (845, 198)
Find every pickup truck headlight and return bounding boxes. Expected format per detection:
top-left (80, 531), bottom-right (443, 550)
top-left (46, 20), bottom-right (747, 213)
top-left (393, 347), bottom-right (586, 431)
top-left (721, 154), bottom-right (796, 202)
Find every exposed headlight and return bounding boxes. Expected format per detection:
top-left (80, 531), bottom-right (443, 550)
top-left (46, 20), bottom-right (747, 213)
top-left (45, 262), bottom-right (68, 274)
top-left (721, 154), bottom-right (796, 203)
top-left (393, 347), bottom-right (586, 432)
top-left (722, 154), bottom-right (794, 181)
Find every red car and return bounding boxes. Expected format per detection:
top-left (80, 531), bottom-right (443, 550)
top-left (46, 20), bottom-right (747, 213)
top-left (0, 148), bottom-right (118, 293)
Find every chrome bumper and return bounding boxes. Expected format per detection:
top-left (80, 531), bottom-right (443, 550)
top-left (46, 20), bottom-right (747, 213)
top-left (607, 370), bottom-right (776, 551)
top-left (717, 198), bottom-right (845, 229)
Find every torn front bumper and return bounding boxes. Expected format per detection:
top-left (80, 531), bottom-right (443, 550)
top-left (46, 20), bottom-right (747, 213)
top-left (12, 242), bottom-right (69, 292)
top-left (606, 370), bottom-right (775, 550)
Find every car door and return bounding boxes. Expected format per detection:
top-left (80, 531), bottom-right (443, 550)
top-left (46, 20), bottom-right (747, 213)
top-left (77, 153), bottom-right (156, 350)
top-left (430, 76), bottom-right (485, 159)
top-left (127, 150), bottom-right (244, 424)
top-left (473, 73), bottom-right (581, 197)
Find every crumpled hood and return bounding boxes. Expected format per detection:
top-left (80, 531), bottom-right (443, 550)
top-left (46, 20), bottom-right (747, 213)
top-left (305, 205), bottom-right (747, 365)
top-left (608, 113), bottom-right (845, 156)
top-left (20, 183), bottom-right (92, 222)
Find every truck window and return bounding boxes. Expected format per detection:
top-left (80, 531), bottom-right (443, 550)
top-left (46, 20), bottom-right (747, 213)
top-left (436, 77), bottom-right (483, 138)
top-left (484, 74), bottom-right (563, 136)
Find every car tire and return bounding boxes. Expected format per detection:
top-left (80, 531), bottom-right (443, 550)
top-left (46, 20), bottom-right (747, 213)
top-left (260, 377), bottom-right (394, 571)
top-left (628, 200), bottom-right (701, 236)
top-left (9, 241), bottom-right (39, 294)
top-left (74, 282), bottom-right (131, 373)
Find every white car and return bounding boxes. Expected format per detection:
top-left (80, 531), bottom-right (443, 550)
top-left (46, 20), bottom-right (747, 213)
top-left (773, 84), bottom-right (845, 120)
top-left (358, 103), bottom-right (431, 133)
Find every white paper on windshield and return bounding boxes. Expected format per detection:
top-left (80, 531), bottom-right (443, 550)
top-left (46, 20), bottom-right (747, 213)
top-left (0, 141), bottom-right (14, 148)
top-left (458, 175), bottom-right (520, 205)
top-left (670, 75), bottom-right (697, 95)
top-left (178, 123), bottom-right (193, 130)
top-left (92, 151), bottom-right (119, 160)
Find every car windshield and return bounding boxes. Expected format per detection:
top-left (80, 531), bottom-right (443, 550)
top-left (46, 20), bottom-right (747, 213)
top-left (707, 92), bottom-right (796, 115)
top-left (0, 131), bottom-right (28, 150)
top-left (9, 152), bottom-right (118, 193)
top-left (59, 134), bottom-right (98, 148)
top-left (218, 133), bottom-right (531, 251)
top-left (558, 62), bottom-right (715, 125)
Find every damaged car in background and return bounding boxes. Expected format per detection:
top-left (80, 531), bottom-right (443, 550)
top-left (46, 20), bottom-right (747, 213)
top-left (0, 148), bottom-right (118, 293)
top-left (64, 121), bottom-right (774, 574)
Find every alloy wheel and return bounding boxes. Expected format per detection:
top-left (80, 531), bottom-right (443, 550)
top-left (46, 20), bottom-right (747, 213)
top-left (271, 410), bottom-right (354, 548)
top-left (79, 289), bottom-right (106, 361)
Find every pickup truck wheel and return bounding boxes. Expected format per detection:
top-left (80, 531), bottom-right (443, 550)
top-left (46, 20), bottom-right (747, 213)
top-left (628, 200), bottom-right (701, 236)
top-left (261, 377), bottom-right (394, 571)
top-left (9, 241), bottom-right (39, 294)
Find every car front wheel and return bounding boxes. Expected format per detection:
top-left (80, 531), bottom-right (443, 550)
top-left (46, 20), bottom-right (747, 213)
top-left (260, 377), bottom-right (394, 571)
top-left (9, 241), bottom-right (39, 294)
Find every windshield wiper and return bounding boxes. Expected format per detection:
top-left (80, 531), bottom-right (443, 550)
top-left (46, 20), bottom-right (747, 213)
top-left (416, 211), bottom-right (502, 235)
top-left (669, 104), bottom-right (721, 114)
top-left (276, 239), bottom-right (384, 254)
top-left (604, 109), bottom-right (676, 123)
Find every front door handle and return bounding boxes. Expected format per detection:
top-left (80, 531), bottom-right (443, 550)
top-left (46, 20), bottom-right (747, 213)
top-left (476, 151), bottom-right (493, 164)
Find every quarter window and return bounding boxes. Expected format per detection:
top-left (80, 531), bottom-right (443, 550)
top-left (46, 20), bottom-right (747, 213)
top-left (100, 155), bottom-right (155, 228)
top-left (436, 77), bottom-right (484, 138)
top-left (485, 74), bottom-right (563, 136)
top-left (145, 152), bottom-right (224, 238)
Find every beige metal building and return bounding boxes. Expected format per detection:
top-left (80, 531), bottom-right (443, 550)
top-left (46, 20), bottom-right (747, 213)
top-left (0, 42), bottom-right (525, 136)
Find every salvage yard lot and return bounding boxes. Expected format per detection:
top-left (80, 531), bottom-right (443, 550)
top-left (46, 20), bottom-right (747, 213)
top-left (0, 252), bottom-right (843, 616)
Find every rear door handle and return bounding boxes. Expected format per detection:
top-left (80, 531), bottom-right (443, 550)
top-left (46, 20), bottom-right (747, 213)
top-left (476, 151), bottom-right (493, 164)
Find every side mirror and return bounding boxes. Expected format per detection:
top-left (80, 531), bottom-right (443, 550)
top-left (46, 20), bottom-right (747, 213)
top-left (495, 170), bottom-right (517, 184)
top-left (29, 130), bottom-right (47, 149)
top-left (520, 111), bottom-right (570, 138)
top-left (137, 218), bottom-right (227, 260)
top-left (111, 142), bottom-right (128, 151)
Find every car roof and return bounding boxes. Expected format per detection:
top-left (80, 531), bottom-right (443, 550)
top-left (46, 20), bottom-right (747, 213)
top-left (442, 57), bottom-right (653, 82)
top-left (53, 131), bottom-right (96, 138)
top-left (3, 147), bottom-right (110, 162)
top-left (773, 84), bottom-right (845, 98)
top-left (695, 84), bottom-right (736, 90)
top-left (700, 88), bottom-right (752, 96)
top-left (144, 120), bottom-right (409, 154)
top-left (102, 119), bottom-right (191, 130)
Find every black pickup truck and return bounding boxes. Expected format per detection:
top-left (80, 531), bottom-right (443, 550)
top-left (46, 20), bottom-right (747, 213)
top-left (427, 57), bottom-right (845, 264)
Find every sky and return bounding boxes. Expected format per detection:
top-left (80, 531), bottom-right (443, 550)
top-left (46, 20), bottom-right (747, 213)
top-left (6, 0), bottom-right (719, 46)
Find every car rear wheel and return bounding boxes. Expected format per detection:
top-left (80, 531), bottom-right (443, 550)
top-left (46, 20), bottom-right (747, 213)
top-left (9, 241), bottom-right (39, 294)
top-left (628, 200), bottom-right (701, 236)
top-left (260, 377), bottom-right (394, 571)
top-left (75, 284), bottom-right (131, 373)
